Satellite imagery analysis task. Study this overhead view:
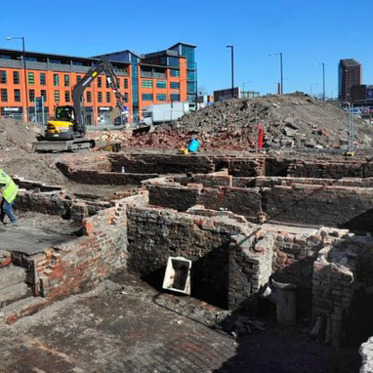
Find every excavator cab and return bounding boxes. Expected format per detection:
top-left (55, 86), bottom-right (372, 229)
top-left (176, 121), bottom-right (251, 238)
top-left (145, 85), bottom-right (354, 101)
top-left (45, 105), bottom-right (78, 141)
top-left (55, 106), bottom-right (75, 122)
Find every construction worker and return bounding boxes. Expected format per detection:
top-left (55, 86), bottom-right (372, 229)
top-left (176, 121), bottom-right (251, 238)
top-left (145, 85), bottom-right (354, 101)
top-left (187, 135), bottom-right (200, 153)
top-left (0, 169), bottom-right (18, 226)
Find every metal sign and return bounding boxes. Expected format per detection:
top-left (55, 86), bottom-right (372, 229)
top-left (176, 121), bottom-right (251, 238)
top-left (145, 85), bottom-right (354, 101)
top-left (35, 97), bottom-right (44, 112)
top-left (34, 97), bottom-right (45, 125)
top-left (1, 107), bottom-right (23, 114)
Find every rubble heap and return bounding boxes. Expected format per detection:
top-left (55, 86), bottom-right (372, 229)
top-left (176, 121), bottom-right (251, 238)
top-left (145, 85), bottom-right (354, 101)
top-left (122, 94), bottom-right (373, 151)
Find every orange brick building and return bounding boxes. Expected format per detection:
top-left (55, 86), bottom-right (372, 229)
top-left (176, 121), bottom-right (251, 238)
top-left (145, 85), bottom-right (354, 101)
top-left (0, 42), bottom-right (196, 124)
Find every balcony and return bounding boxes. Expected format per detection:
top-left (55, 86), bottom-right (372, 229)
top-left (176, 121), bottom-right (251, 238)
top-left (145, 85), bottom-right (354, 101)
top-left (140, 71), bottom-right (166, 79)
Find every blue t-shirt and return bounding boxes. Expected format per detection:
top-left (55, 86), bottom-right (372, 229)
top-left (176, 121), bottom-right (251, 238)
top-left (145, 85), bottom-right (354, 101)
top-left (188, 139), bottom-right (199, 153)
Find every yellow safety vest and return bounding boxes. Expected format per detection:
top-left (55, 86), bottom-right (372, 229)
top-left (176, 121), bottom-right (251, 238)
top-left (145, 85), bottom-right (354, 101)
top-left (0, 169), bottom-right (18, 203)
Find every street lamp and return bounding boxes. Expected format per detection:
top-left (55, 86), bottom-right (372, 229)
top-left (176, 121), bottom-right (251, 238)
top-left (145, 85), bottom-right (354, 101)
top-left (269, 52), bottom-right (283, 94)
top-left (242, 80), bottom-right (253, 98)
top-left (226, 45), bottom-right (234, 98)
top-left (344, 101), bottom-right (354, 153)
top-left (310, 83), bottom-right (318, 97)
top-left (6, 36), bottom-right (28, 122)
top-left (315, 62), bottom-right (325, 100)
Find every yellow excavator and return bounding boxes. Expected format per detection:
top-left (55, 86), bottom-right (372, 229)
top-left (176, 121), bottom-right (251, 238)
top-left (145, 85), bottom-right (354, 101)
top-left (33, 59), bottom-right (126, 152)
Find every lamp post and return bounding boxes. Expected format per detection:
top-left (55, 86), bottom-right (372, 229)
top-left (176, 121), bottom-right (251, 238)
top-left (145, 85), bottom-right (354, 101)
top-left (316, 62), bottom-right (325, 100)
top-left (226, 45), bottom-right (234, 98)
top-left (344, 101), bottom-right (354, 152)
top-left (310, 83), bottom-right (318, 97)
top-left (6, 36), bottom-right (28, 122)
top-left (242, 80), bottom-right (253, 98)
top-left (269, 52), bottom-right (283, 94)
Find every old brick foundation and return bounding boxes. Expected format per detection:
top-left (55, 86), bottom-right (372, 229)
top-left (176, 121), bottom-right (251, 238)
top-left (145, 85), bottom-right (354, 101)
top-left (4, 151), bottom-right (373, 350)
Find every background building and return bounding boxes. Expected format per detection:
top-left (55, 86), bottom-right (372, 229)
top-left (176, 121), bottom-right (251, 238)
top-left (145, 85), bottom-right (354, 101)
top-left (213, 87), bottom-right (260, 102)
top-left (338, 59), bottom-right (362, 102)
top-left (0, 42), bottom-right (196, 124)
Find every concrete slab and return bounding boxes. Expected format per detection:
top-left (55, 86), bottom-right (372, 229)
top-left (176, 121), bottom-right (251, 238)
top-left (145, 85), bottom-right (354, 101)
top-left (0, 214), bottom-right (79, 256)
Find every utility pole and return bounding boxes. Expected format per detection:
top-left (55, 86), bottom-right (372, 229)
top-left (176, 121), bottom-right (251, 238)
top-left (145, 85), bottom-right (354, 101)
top-left (226, 45), bottom-right (234, 98)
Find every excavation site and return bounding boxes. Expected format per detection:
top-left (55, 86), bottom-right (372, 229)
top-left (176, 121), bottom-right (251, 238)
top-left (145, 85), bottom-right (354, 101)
top-left (1, 94), bottom-right (373, 372)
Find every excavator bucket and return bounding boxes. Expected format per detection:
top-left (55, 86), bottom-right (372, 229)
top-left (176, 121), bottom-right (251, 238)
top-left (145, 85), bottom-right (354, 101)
top-left (132, 124), bottom-right (155, 136)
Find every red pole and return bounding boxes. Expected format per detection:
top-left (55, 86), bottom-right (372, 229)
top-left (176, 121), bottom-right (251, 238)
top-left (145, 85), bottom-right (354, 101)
top-left (257, 125), bottom-right (263, 152)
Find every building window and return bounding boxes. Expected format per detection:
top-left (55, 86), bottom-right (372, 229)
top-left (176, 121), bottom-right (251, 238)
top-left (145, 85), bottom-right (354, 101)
top-left (0, 70), bottom-right (6, 84)
top-left (53, 74), bottom-right (59, 86)
top-left (54, 90), bottom-right (60, 102)
top-left (106, 78), bottom-right (110, 88)
top-left (106, 92), bottom-right (111, 103)
top-left (123, 78), bottom-right (128, 89)
top-left (14, 89), bottom-right (21, 102)
top-left (41, 90), bottom-right (47, 101)
top-left (29, 89), bottom-right (35, 102)
top-left (168, 57), bottom-right (179, 67)
top-left (170, 69), bottom-right (180, 77)
top-left (170, 82), bottom-right (180, 89)
top-left (1, 89), bottom-right (8, 102)
top-left (98, 92), bottom-right (102, 103)
top-left (157, 94), bottom-right (166, 101)
top-left (76, 75), bottom-right (82, 84)
top-left (187, 71), bottom-right (196, 81)
top-left (65, 91), bottom-right (70, 102)
top-left (170, 94), bottom-right (180, 101)
top-left (156, 81), bottom-right (166, 89)
top-left (13, 71), bottom-right (20, 84)
top-left (87, 91), bottom-right (92, 103)
top-left (40, 73), bottom-right (46, 86)
top-left (97, 77), bottom-right (102, 88)
top-left (124, 93), bottom-right (128, 102)
top-left (28, 72), bottom-right (34, 86)
top-left (142, 93), bottom-right (153, 101)
top-left (64, 74), bottom-right (70, 87)
top-left (141, 80), bottom-right (152, 88)
top-left (187, 82), bottom-right (196, 94)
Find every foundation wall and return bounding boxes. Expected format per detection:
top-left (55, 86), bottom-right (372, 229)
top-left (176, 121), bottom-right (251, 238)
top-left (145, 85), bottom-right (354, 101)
top-left (311, 233), bottom-right (373, 346)
top-left (126, 206), bottom-right (274, 309)
top-left (30, 193), bottom-right (148, 301)
top-left (262, 185), bottom-right (373, 230)
top-left (148, 183), bottom-right (262, 221)
top-left (147, 178), bottom-right (373, 230)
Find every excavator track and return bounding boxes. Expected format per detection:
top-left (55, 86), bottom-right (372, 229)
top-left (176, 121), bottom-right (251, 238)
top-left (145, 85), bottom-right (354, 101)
top-left (33, 139), bottom-right (95, 153)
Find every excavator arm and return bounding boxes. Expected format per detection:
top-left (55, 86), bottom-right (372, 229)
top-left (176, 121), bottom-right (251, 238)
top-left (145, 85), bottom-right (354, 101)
top-left (72, 59), bottom-right (126, 135)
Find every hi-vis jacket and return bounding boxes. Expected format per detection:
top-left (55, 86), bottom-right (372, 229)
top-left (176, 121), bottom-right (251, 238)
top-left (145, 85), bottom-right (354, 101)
top-left (0, 169), bottom-right (18, 203)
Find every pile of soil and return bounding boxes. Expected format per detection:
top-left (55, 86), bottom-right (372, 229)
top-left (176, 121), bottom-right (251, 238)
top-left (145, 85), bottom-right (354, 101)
top-left (0, 118), bottom-right (66, 185)
top-left (88, 94), bottom-right (373, 152)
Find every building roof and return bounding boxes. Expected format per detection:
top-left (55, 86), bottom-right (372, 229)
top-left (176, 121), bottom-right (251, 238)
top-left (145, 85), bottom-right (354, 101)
top-left (169, 42), bottom-right (197, 49)
top-left (0, 47), bottom-right (129, 65)
top-left (340, 58), bottom-right (361, 67)
top-left (93, 49), bottom-right (143, 59)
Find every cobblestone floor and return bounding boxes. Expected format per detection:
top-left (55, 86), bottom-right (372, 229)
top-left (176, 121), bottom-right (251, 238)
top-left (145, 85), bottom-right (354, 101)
top-left (0, 274), bottom-right (361, 373)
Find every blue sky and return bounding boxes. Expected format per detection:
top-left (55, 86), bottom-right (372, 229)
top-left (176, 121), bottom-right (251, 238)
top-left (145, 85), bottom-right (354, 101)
top-left (1, 0), bottom-right (372, 97)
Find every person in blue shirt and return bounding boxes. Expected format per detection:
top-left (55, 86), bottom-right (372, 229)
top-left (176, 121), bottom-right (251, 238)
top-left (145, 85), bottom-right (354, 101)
top-left (187, 135), bottom-right (200, 153)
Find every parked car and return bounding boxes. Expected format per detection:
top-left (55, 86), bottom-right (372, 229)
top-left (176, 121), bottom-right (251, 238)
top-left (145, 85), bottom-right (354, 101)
top-left (347, 108), bottom-right (362, 116)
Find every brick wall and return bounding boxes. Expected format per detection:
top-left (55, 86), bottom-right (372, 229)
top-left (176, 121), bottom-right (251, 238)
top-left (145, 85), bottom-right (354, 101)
top-left (126, 205), bottom-right (269, 309)
top-left (262, 184), bottom-right (373, 230)
top-left (27, 193), bottom-right (148, 301)
top-left (311, 230), bottom-right (373, 346)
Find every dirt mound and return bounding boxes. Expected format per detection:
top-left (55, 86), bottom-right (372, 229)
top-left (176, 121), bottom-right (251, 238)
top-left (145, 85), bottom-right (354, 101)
top-left (115, 94), bottom-right (373, 151)
top-left (0, 118), bottom-right (66, 184)
top-left (0, 118), bottom-right (42, 152)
